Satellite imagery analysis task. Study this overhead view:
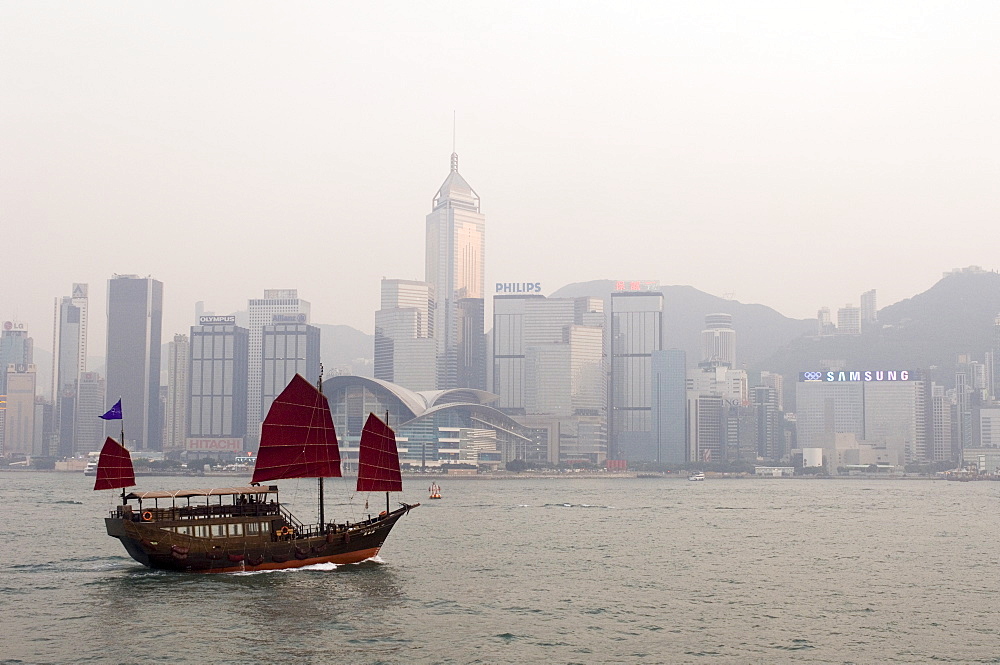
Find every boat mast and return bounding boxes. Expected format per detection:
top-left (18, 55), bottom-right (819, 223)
top-left (385, 410), bottom-right (390, 515)
top-left (317, 365), bottom-right (325, 530)
top-left (119, 406), bottom-right (126, 504)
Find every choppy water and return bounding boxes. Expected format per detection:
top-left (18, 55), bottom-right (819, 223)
top-left (2, 472), bottom-right (1000, 664)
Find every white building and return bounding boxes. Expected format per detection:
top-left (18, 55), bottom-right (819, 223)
top-left (374, 279), bottom-right (437, 391)
top-left (164, 334), bottom-right (189, 452)
top-left (494, 294), bottom-right (606, 463)
top-left (247, 289), bottom-right (310, 442)
top-left (699, 313), bottom-right (736, 368)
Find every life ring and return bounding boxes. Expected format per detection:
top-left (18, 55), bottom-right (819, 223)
top-left (141, 511), bottom-right (153, 522)
top-left (279, 526), bottom-right (292, 536)
top-left (379, 511), bottom-right (387, 517)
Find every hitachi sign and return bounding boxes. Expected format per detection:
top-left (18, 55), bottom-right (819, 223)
top-left (800, 370), bottom-right (914, 382)
top-left (495, 282), bottom-right (542, 294)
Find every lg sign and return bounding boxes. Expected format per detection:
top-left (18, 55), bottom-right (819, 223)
top-left (495, 282), bottom-right (542, 294)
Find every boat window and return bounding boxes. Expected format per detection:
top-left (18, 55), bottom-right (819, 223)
top-left (194, 525), bottom-right (209, 538)
top-left (229, 523), bottom-right (243, 537)
top-left (211, 524), bottom-right (226, 537)
top-left (246, 522), bottom-right (262, 535)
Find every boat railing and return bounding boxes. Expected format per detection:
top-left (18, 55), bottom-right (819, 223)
top-left (112, 502), bottom-right (282, 522)
top-left (276, 504), bottom-right (306, 533)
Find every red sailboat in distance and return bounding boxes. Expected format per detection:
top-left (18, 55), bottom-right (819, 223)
top-left (98, 373), bottom-right (418, 573)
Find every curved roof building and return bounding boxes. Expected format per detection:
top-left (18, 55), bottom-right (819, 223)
top-left (321, 376), bottom-right (533, 468)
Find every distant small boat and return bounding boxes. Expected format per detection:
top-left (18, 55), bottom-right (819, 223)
top-left (83, 460), bottom-right (98, 476)
top-left (428, 483), bottom-right (441, 499)
top-left (688, 471), bottom-right (705, 482)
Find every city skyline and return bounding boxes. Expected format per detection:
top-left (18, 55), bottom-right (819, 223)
top-left (5, 3), bottom-right (1000, 358)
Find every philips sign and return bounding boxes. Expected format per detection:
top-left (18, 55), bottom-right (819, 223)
top-left (495, 282), bottom-right (542, 294)
top-left (199, 315), bottom-right (236, 325)
top-left (799, 370), bottom-right (914, 382)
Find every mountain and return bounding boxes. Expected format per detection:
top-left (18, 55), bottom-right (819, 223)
top-left (550, 280), bottom-right (815, 370)
top-left (759, 269), bottom-right (1000, 393)
top-left (315, 324), bottom-right (373, 377)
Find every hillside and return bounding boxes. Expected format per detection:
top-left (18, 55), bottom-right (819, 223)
top-left (551, 280), bottom-right (815, 370)
top-left (758, 269), bottom-right (1000, 407)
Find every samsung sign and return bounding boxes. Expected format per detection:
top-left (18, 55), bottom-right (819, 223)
top-left (800, 370), bottom-right (915, 383)
top-left (495, 282), bottom-right (542, 294)
top-left (199, 315), bottom-right (236, 325)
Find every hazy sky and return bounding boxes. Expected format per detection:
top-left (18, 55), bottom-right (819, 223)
top-left (4, 1), bottom-right (999, 355)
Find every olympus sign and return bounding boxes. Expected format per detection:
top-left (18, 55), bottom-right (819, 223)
top-left (495, 282), bottom-right (542, 294)
top-left (199, 315), bottom-right (236, 325)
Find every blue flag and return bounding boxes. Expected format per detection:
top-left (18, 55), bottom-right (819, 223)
top-left (99, 399), bottom-right (122, 420)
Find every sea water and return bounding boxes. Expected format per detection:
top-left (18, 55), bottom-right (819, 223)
top-left (2, 472), bottom-right (1000, 664)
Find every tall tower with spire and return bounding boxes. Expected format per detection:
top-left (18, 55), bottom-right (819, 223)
top-left (425, 151), bottom-right (486, 390)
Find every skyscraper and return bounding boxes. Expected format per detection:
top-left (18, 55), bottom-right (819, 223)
top-left (246, 290), bottom-right (310, 443)
top-left (699, 313), bottom-right (735, 368)
top-left (860, 289), bottom-right (877, 330)
top-left (105, 275), bottom-right (163, 450)
top-left (164, 334), bottom-right (189, 452)
top-left (189, 319), bottom-right (249, 451)
top-left (609, 290), bottom-right (664, 462)
top-left (493, 294), bottom-right (606, 463)
top-left (75, 372), bottom-right (105, 453)
top-left (260, 322), bottom-right (320, 421)
top-left (1, 321), bottom-right (34, 455)
top-left (53, 283), bottom-right (88, 457)
top-left (3, 365), bottom-right (36, 456)
top-left (374, 279), bottom-right (437, 391)
top-left (425, 152), bottom-right (486, 390)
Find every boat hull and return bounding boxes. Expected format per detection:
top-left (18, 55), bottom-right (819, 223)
top-left (106, 504), bottom-right (417, 573)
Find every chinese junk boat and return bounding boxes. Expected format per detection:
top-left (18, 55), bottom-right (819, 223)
top-left (99, 374), bottom-right (417, 573)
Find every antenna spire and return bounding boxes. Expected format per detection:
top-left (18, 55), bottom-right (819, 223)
top-left (450, 111), bottom-right (459, 172)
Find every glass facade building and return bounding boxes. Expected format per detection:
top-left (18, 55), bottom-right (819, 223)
top-left (610, 291), bottom-right (663, 461)
top-left (261, 323), bottom-right (320, 422)
top-left (188, 324), bottom-right (248, 441)
top-left (374, 279), bottom-right (436, 391)
top-left (425, 152), bottom-right (486, 390)
top-left (105, 275), bottom-right (163, 450)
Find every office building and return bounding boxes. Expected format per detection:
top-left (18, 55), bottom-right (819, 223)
top-left (796, 369), bottom-right (927, 464)
top-left (0, 321), bottom-right (33, 454)
top-left (837, 304), bottom-right (861, 336)
top-left (75, 372), bottom-right (105, 453)
top-left (188, 320), bottom-right (249, 452)
top-left (425, 151), bottom-right (486, 390)
top-left (164, 334), bottom-right (190, 452)
top-left (4, 364), bottom-right (36, 457)
top-left (247, 290), bottom-right (310, 442)
top-left (609, 290), bottom-right (663, 462)
top-left (651, 349), bottom-right (688, 464)
top-left (52, 283), bottom-right (89, 457)
top-left (0, 321), bottom-right (33, 394)
top-left (860, 289), bottom-right (877, 330)
top-left (375, 279), bottom-right (437, 391)
top-left (699, 313), bottom-right (735, 368)
top-left (261, 322), bottom-right (320, 423)
top-left (493, 294), bottom-right (606, 463)
top-left (105, 275), bottom-right (163, 450)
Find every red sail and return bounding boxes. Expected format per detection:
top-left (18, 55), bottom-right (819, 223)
top-left (251, 374), bottom-right (342, 483)
top-left (93, 437), bottom-right (136, 491)
top-left (357, 412), bottom-right (402, 492)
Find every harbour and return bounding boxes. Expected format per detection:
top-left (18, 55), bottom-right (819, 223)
top-left (4, 472), bottom-right (1000, 664)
